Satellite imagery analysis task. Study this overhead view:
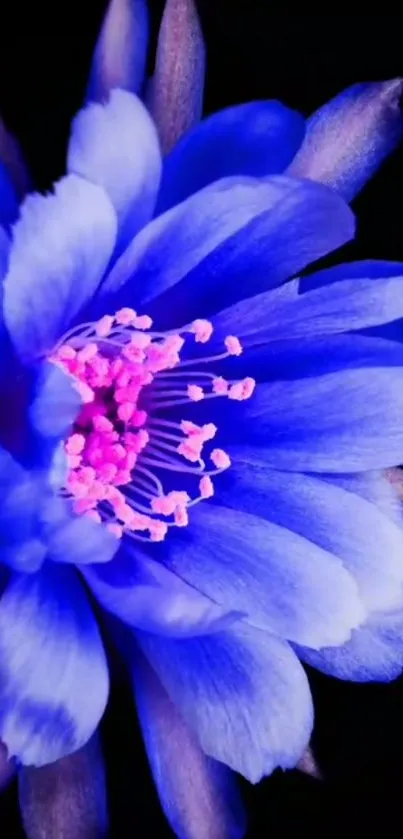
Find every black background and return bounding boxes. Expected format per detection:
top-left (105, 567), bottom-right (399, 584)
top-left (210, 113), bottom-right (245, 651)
top-left (0, 2), bottom-right (403, 836)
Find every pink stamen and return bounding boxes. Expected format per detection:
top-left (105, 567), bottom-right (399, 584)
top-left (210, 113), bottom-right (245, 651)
top-left (51, 309), bottom-right (254, 543)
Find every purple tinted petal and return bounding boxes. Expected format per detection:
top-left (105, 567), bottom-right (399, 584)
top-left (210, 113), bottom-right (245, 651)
top-left (157, 100), bottom-right (305, 213)
top-left (150, 502), bottom-right (365, 648)
top-left (68, 91), bottom-right (161, 258)
top-left (132, 649), bottom-right (246, 839)
top-left (3, 175), bottom-right (117, 363)
top-left (216, 460), bottom-right (403, 614)
top-left (19, 734), bottom-right (108, 839)
top-left (150, 0), bottom-right (205, 154)
top-left (29, 363), bottom-right (81, 441)
top-left (296, 609), bottom-right (403, 683)
top-left (87, 0), bottom-right (149, 101)
top-left (82, 545), bottom-right (241, 637)
top-left (0, 566), bottom-right (108, 766)
top-left (41, 497), bottom-right (118, 566)
top-left (289, 79), bottom-right (403, 200)
top-left (137, 624), bottom-right (313, 782)
top-left (96, 175), bottom-right (354, 327)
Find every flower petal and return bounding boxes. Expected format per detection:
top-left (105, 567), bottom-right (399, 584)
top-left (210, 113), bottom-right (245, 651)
top-left (40, 497), bottom-right (118, 566)
top-left (97, 175), bottom-right (354, 327)
top-left (0, 566), bottom-right (109, 766)
top-left (3, 175), bottom-right (117, 363)
top-left (137, 624), bottom-right (313, 782)
top-left (150, 502), bottom-right (365, 648)
top-left (0, 224), bottom-right (10, 279)
top-left (68, 91), bottom-right (161, 258)
top-left (82, 544), bottom-right (241, 637)
top-left (215, 460), bottom-right (403, 614)
top-left (288, 79), bottom-right (403, 200)
top-left (87, 0), bottom-right (149, 101)
top-left (228, 363), bottom-right (403, 472)
top-left (29, 362), bottom-right (81, 441)
top-left (211, 263), bottom-right (403, 348)
top-left (132, 648), bottom-right (246, 839)
top-left (0, 446), bottom-right (46, 573)
top-left (19, 734), bottom-right (108, 839)
top-left (296, 609), bottom-right (403, 683)
top-left (157, 101), bottom-right (305, 213)
top-left (150, 0), bottom-right (205, 154)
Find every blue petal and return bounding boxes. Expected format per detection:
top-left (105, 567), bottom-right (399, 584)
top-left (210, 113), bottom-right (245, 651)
top-left (0, 162), bottom-right (19, 230)
top-left (150, 0), bottom-right (205, 154)
top-left (149, 502), bottom-right (365, 647)
top-left (29, 362), bottom-right (81, 440)
top-left (288, 80), bottom-right (403, 200)
top-left (97, 175), bottom-right (354, 327)
top-left (40, 497), bottom-right (118, 566)
top-left (215, 461), bottom-right (403, 614)
top-left (299, 258), bottom-right (403, 292)
top-left (87, 0), bottom-right (149, 101)
top-left (131, 648), bottom-right (246, 839)
top-left (19, 734), bottom-right (108, 839)
top-left (68, 91), bottom-right (161, 259)
top-left (223, 361), bottom-right (403, 472)
top-left (137, 624), bottom-right (313, 782)
top-left (296, 609), bottom-right (403, 683)
top-left (0, 446), bottom-right (46, 573)
top-left (0, 565), bottom-right (109, 766)
top-left (83, 544), bottom-right (242, 636)
top-left (3, 175), bottom-right (117, 363)
top-left (157, 101), bottom-right (305, 214)
top-left (211, 264), bottom-right (403, 348)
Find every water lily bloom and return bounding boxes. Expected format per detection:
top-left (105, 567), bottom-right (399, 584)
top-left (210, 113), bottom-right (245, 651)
top-left (1, 2), bottom-right (403, 838)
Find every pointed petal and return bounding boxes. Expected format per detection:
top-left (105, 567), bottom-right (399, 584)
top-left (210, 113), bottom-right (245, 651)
top-left (137, 624), bottom-right (313, 782)
top-left (289, 79), bottom-right (403, 200)
top-left (151, 0), bottom-right (205, 153)
top-left (87, 0), bottom-right (149, 101)
top-left (132, 649), bottom-right (246, 839)
top-left (19, 734), bottom-right (108, 839)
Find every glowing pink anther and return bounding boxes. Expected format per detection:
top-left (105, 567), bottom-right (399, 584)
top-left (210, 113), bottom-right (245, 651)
top-left (201, 423), bottom-right (217, 441)
top-left (225, 335), bottom-right (243, 356)
top-left (191, 319), bottom-right (214, 343)
top-left (150, 521), bottom-right (168, 541)
top-left (93, 415), bottom-right (114, 433)
top-left (115, 307), bottom-right (137, 325)
top-left (213, 377), bottom-right (229, 395)
top-left (187, 384), bottom-right (204, 401)
top-left (77, 343), bottom-right (98, 363)
top-left (75, 381), bottom-right (95, 404)
top-left (211, 449), bottom-right (231, 469)
top-left (242, 377), bottom-right (256, 399)
top-left (174, 506), bottom-right (189, 527)
top-left (107, 523), bottom-right (123, 539)
top-left (199, 475), bottom-right (214, 499)
top-left (134, 314), bottom-right (153, 330)
top-left (118, 402), bottom-right (136, 423)
top-left (96, 315), bottom-right (114, 337)
top-left (228, 381), bottom-right (245, 401)
top-left (66, 433), bottom-right (85, 455)
top-left (131, 409), bottom-right (147, 427)
top-left (57, 345), bottom-right (77, 360)
top-left (67, 454), bottom-right (82, 469)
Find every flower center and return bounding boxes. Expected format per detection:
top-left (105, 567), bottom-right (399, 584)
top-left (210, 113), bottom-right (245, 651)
top-left (51, 308), bottom-right (255, 542)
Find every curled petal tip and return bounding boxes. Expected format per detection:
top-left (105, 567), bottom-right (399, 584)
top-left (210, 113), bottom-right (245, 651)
top-left (151, 0), bottom-right (206, 154)
top-left (87, 0), bottom-right (149, 102)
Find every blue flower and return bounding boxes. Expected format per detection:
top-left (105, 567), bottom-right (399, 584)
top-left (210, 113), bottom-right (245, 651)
top-left (1, 3), bottom-right (403, 837)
